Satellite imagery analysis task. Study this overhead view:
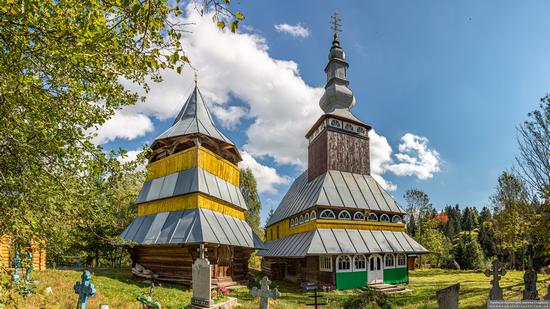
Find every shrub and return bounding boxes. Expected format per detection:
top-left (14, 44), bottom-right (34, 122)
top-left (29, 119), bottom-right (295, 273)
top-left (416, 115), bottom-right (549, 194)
top-left (343, 288), bottom-right (393, 309)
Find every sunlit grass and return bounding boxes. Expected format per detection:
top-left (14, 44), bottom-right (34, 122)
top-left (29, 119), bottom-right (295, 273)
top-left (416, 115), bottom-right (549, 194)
top-left (18, 268), bottom-right (550, 308)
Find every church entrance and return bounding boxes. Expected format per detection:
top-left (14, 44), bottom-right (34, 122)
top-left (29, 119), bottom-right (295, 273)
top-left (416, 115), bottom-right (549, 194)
top-left (368, 254), bottom-right (383, 284)
top-left (214, 245), bottom-right (233, 279)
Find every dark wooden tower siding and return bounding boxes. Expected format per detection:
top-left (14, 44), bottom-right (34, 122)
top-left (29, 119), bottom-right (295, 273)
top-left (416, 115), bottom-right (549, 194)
top-left (307, 116), bottom-right (371, 181)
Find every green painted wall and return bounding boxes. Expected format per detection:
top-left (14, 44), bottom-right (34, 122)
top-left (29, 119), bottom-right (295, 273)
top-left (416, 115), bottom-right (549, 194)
top-left (383, 267), bottom-right (408, 284)
top-left (335, 271), bottom-right (367, 290)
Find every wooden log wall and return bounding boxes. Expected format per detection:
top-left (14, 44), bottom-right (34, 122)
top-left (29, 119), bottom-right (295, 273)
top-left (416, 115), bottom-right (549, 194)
top-left (0, 236), bottom-right (46, 271)
top-left (131, 244), bottom-right (253, 286)
top-left (262, 256), bottom-right (335, 285)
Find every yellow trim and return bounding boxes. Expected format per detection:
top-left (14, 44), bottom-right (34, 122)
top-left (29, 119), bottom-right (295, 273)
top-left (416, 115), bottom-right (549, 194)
top-left (146, 146), bottom-right (240, 186)
top-left (137, 193), bottom-right (245, 220)
top-left (266, 219), bottom-right (406, 241)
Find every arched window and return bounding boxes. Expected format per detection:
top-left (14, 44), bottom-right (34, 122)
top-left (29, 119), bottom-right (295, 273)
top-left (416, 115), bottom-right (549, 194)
top-left (392, 215), bottom-right (402, 223)
top-left (336, 255), bottom-right (352, 272)
top-left (353, 212), bottom-right (365, 221)
top-left (385, 254), bottom-right (395, 268)
top-left (367, 213), bottom-right (378, 222)
top-left (304, 213), bottom-right (310, 222)
top-left (310, 210), bottom-right (317, 220)
top-left (380, 214), bottom-right (390, 222)
top-left (397, 254), bottom-right (406, 267)
top-left (299, 215), bottom-right (304, 224)
top-left (290, 218), bottom-right (295, 227)
top-left (319, 209), bottom-right (336, 219)
top-left (353, 255), bottom-right (366, 271)
top-left (338, 210), bottom-right (351, 220)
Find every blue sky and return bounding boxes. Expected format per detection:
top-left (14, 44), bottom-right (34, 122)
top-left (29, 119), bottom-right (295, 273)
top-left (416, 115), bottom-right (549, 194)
top-left (100, 1), bottom-right (550, 224)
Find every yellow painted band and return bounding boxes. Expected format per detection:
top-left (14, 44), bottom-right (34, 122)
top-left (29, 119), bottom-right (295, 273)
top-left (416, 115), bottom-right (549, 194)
top-left (137, 192), bottom-right (245, 220)
top-left (266, 219), bottom-right (406, 241)
top-left (146, 146), bottom-right (240, 186)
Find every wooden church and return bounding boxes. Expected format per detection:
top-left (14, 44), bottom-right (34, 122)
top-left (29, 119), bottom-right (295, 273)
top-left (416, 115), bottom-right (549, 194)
top-left (259, 17), bottom-right (428, 290)
top-left (121, 81), bottom-right (264, 286)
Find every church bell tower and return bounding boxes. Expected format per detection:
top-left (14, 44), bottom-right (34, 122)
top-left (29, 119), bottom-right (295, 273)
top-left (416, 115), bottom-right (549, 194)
top-left (306, 13), bottom-right (372, 181)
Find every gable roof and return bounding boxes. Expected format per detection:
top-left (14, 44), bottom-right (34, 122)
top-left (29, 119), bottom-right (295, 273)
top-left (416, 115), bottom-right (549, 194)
top-left (266, 170), bottom-right (406, 226)
top-left (155, 86), bottom-right (234, 145)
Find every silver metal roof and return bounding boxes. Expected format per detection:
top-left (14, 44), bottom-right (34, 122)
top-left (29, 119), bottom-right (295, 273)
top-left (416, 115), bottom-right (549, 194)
top-left (257, 229), bottom-right (427, 257)
top-left (135, 167), bottom-right (246, 210)
top-left (155, 86), bottom-right (234, 145)
top-left (121, 208), bottom-right (264, 249)
top-left (266, 170), bottom-right (405, 226)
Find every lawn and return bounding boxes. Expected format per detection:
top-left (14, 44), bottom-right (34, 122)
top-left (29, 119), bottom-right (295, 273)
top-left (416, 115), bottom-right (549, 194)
top-left (13, 268), bottom-right (550, 308)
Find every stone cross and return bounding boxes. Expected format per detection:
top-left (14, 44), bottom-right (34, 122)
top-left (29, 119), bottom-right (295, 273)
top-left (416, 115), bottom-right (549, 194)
top-left (250, 276), bottom-right (280, 309)
top-left (197, 244), bottom-right (208, 260)
top-left (12, 251), bottom-right (21, 285)
top-left (437, 283), bottom-right (460, 309)
top-left (73, 271), bottom-right (96, 309)
top-left (484, 260), bottom-right (506, 301)
top-left (191, 256), bottom-right (212, 308)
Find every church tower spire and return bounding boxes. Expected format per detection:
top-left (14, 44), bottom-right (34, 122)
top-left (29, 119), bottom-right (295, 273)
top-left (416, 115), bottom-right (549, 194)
top-left (305, 13), bottom-right (372, 181)
top-left (319, 12), bottom-right (355, 114)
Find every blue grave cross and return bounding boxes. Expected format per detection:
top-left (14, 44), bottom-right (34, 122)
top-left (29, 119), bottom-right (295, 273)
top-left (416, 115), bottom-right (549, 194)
top-left (74, 270), bottom-right (96, 309)
top-left (11, 251), bottom-right (21, 285)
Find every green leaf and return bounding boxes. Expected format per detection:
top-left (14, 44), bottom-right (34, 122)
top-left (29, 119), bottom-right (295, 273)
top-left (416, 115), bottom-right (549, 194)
top-left (217, 21), bottom-right (225, 29)
top-left (230, 20), bottom-right (239, 33)
top-left (235, 12), bottom-right (245, 20)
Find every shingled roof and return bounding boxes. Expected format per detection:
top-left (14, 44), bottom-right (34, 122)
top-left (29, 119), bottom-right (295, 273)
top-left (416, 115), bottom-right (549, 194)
top-left (266, 170), bottom-right (406, 226)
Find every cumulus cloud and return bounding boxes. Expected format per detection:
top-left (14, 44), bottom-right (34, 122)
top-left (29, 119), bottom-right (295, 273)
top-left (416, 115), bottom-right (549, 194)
top-left (92, 111), bottom-right (153, 144)
top-left (239, 152), bottom-right (290, 194)
top-left (274, 23), bottom-right (310, 38)
top-left (368, 130), bottom-right (440, 191)
top-left (387, 133), bottom-right (441, 180)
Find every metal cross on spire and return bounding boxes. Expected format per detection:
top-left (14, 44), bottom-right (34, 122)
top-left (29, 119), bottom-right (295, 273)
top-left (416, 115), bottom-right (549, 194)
top-left (330, 11), bottom-right (342, 40)
top-left (194, 70), bottom-right (198, 87)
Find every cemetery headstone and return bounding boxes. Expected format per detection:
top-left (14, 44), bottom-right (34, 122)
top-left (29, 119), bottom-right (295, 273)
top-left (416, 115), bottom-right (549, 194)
top-left (484, 260), bottom-right (506, 301)
top-left (250, 276), bottom-right (280, 309)
top-left (191, 245), bottom-right (212, 308)
top-left (523, 268), bottom-right (538, 300)
top-left (306, 288), bottom-right (327, 309)
top-left (74, 270), bottom-right (96, 309)
top-left (12, 251), bottom-right (21, 285)
top-left (436, 283), bottom-right (460, 309)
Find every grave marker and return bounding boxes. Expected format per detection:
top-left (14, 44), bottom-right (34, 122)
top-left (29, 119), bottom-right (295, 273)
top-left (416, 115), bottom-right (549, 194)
top-left (12, 251), bottom-right (21, 285)
top-left (74, 270), bottom-right (96, 309)
top-left (437, 283), bottom-right (460, 309)
top-left (484, 260), bottom-right (506, 301)
top-left (191, 244), bottom-right (212, 308)
top-left (250, 276), bottom-right (280, 309)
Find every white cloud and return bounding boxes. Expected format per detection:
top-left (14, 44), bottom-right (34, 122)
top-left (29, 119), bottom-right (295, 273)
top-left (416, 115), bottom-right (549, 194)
top-left (92, 111), bottom-right (153, 144)
top-left (117, 150), bottom-right (142, 163)
top-left (368, 130), bottom-right (441, 191)
top-left (387, 133), bottom-right (441, 180)
top-left (210, 105), bottom-right (249, 130)
top-left (274, 23), bottom-right (310, 38)
top-left (239, 152), bottom-right (290, 194)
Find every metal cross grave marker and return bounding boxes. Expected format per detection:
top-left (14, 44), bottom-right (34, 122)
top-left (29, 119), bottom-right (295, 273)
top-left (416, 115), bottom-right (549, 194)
top-left (73, 270), bottom-right (96, 309)
top-left (250, 276), bottom-right (280, 309)
top-left (484, 260), bottom-right (506, 300)
top-left (11, 251), bottom-right (21, 285)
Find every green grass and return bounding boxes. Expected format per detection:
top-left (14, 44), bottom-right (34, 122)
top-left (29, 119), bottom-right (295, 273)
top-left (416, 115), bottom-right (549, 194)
top-left (15, 268), bottom-right (550, 308)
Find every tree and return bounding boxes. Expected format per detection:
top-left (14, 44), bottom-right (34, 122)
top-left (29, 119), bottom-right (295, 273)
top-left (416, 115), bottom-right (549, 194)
top-left (479, 207), bottom-right (492, 223)
top-left (478, 220), bottom-right (497, 258)
top-left (421, 218), bottom-right (453, 267)
top-left (240, 168), bottom-right (263, 239)
top-left (404, 189), bottom-right (434, 267)
top-left (453, 234), bottom-right (485, 270)
top-left (516, 99), bottom-right (550, 199)
top-left (0, 0), bottom-right (242, 247)
top-left (491, 172), bottom-right (533, 269)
